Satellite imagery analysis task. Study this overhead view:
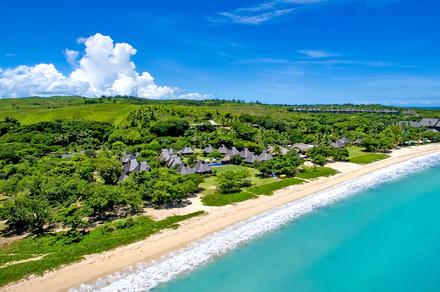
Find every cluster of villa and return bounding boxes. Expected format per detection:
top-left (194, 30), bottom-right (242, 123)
top-left (399, 118), bottom-right (440, 132)
top-left (118, 138), bottom-right (351, 180)
top-left (118, 153), bottom-right (151, 182)
top-left (204, 144), bottom-right (274, 164)
top-left (289, 107), bottom-right (400, 114)
top-left (158, 148), bottom-right (213, 175)
top-left (158, 145), bottom-right (275, 175)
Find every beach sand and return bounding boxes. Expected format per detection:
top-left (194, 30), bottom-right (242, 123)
top-left (4, 143), bottom-right (440, 292)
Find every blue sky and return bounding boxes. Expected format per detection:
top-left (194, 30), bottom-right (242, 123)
top-left (1, 0), bottom-right (440, 105)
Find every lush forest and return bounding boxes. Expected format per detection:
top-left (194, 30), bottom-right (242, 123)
top-left (1, 96), bottom-right (439, 235)
top-left (0, 96), bottom-right (439, 285)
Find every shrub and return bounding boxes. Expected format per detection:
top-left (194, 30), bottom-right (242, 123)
top-left (258, 152), bottom-right (302, 177)
top-left (216, 170), bottom-right (251, 194)
top-left (1, 195), bottom-right (52, 233)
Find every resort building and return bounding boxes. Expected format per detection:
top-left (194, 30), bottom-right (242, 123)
top-left (399, 118), bottom-right (440, 132)
top-left (203, 145), bottom-right (214, 154)
top-left (292, 143), bottom-right (315, 153)
top-left (331, 137), bottom-right (350, 148)
top-left (194, 161), bottom-right (212, 174)
top-left (181, 146), bottom-right (194, 155)
top-left (218, 144), bottom-right (229, 154)
top-left (259, 151), bottom-right (273, 161)
top-left (118, 154), bottom-right (150, 182)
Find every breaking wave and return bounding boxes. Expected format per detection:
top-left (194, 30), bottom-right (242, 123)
top-left (73, 152), bottom-right (440, 292)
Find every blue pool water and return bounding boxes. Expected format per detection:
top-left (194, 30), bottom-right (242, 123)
top-left (157, 157), bottom-right (440, 291)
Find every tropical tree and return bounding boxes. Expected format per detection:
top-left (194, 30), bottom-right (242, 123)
top-left (216, 170), bottom-right (251, 194)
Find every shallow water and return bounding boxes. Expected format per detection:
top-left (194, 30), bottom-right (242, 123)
top-left (77, 153), bottom-right (440, 292)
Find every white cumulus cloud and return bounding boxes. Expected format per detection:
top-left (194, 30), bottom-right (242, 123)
top-left (0, 33), bottom-right (203, 99)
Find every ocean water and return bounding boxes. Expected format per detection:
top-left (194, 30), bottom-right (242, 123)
top-left (77, 153), bottom-right (440, 292)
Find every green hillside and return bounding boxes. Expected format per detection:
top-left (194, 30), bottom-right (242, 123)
top-left (0, 97), bottom-right (138, 125)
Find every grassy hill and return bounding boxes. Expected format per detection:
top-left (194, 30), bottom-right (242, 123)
top-left (0, 97), bottom-right (138, 125)
top-left (0, 96), bottom-right (290, 125)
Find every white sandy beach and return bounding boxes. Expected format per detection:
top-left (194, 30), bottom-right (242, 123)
top-left (4, 143), bottom-right (440, 292)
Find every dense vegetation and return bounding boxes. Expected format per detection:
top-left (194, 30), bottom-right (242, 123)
top-left (1, 97), bottom-right (439, 234)
top-left (0, 96), bottom-right (439, 286)
top-left (0, 211), bottom-right (204, 287)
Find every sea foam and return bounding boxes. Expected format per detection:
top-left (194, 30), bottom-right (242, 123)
top-left (73, 152), bottom-right (440, 292)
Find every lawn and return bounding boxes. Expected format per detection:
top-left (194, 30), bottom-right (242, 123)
top-left (246, 177), bottom-right (305, 196)
top-left (201, 166), bottom-right (338, 206)
top-left (0, 211), bottom-right (204, 287)
top-left (199, 165), bottom-right (274, 196)
top-left (202, 177), bottom-right (305, 206)
top-left (297, 167), bottom-right (338, 180)
top-left (347, 146), bottom-right (389, 164)
top-left (201, 191), bottom-right (257, 206)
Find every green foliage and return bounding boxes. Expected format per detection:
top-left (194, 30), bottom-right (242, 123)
top-left (150, 119), bottom-right (189, 137)
top-left (123, 168), bottom-right (202, 205)
top-left (57, 203), bottom-right (92, 233)
top-left (232, 122), bottom-right (258, 141)
top-left (207, 150), bottom-right (223, 159)
top-left (93, 157), bottom-right (122, 185)
top-left (230, 154), bottom-right (243, 165)
top-left (0, 211), bottom-right (204, 287)
top-left (111, 141), bottom-right (127, 154)
top-left (0, 97), bottom-right (436, 240)
top-left (1, 195), bottom-right (51, 233)
top-left (216, 170), bottom-right (251, 194)
top-left (85, 185), bottom-right (139, 217)
top-left (311, 154), bottom-right (326, 166)
top-left (258, 152), bottom-right (303, 177)
top-left (332, 148), bottom-right (349, 161)
top-left (362, 135), bottom-right (394, 152)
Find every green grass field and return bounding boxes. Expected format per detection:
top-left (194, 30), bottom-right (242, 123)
top-left (297, 167), bottom-right (337, 180)
top-left (0, 102), bottom-right (138, 125)
top-left (0, 211), bottom-right (204, 287)
top-left (201, 191), bottom-right (258, 206)
top-left (246, 177), bottom-right (304, 195)
top-left (202, 177), bottom-right (305, 206)
top-left (0, 97), bottom-right (287, 125)
top-left (347, 146), bottom-right (389, 164)
top-left (201, 166), bottom-right (337, 206)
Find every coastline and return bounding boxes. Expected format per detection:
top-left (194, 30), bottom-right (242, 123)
top-left (5, 144), bottom-right (440, 292)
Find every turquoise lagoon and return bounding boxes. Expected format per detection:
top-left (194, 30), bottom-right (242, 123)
top-left (82, 153), bottom-right (440, 292)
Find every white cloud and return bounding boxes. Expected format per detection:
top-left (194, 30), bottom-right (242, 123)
top-left (215, 8), bottom-right (296, 25)
top-left (0, 33), bottom-right (204, 99)
top-left (209, 0), bottom-right (324, 25)
top-left (298, 49), bottom-right (338, 58)
top-left (64, 49), bottom-right (79, 67)
top-left (0, 64), bottom-right (89, 97)
top-left (4, 53), bottom-right (16, 57)
top-left (177, 92), bottom-right (211, 100)
top-left (234, 58), bottom-right (291, 64)
top-left (209, 0), bottom-right (394, 25)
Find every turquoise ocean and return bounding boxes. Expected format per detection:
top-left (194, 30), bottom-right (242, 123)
top-left (78, 153), bottom-right (440, 292)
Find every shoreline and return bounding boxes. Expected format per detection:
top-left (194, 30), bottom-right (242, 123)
top-left (5, 144), bottom-right (440, 292)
